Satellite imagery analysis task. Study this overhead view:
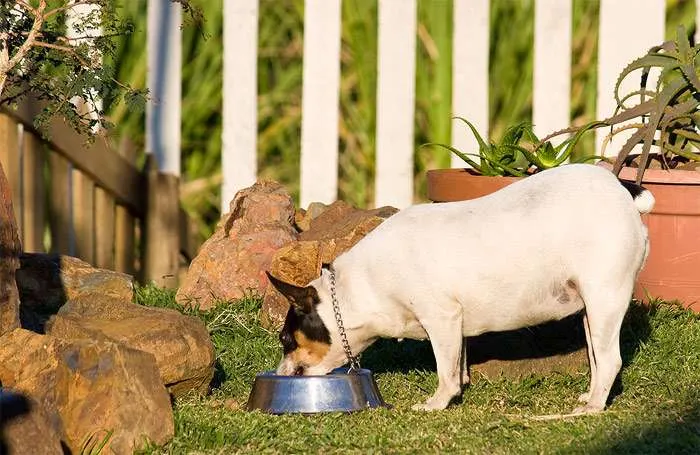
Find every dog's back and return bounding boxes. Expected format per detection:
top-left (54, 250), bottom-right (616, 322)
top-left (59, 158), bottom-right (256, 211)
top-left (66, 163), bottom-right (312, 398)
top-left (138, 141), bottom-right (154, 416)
top-left (335, 164), bottom-right (651, 336)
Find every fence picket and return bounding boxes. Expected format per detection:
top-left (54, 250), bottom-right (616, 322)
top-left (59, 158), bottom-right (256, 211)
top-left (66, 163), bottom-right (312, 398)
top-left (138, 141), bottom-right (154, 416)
top-left (533, 0), bottom-right (572, 141)
top-left (596, 0), bottom-right (665, 156)
top-left (375, 0), bottom-right (417, 208)
top-left (300, 0), bottom-right (342, 207)
top-left (48, 153), bottom-right (72, 255)
top-left (221, 0), bottom-right (259, 213)
top-left (21, 131), bottom-right (46, 252)
top-left (94, 187), bottom-right (115, 269)
top-left (72, 170), bottom-right (95, 264)
top-left (0, 114), bottom-right (22, 232)
top-left (451, 0), bottom-right (489, 168)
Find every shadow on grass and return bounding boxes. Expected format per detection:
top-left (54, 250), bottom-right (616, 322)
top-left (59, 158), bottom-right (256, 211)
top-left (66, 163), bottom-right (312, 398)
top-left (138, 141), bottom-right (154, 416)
top-left (361, 302), bottom-right (653, 395)
top-left (598, 398), bottom-right (700, 453)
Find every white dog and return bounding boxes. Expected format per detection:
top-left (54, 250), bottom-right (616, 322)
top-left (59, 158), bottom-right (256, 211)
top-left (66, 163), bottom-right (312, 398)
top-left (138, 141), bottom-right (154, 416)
top-left (267, 164), bottom-right (654, 413)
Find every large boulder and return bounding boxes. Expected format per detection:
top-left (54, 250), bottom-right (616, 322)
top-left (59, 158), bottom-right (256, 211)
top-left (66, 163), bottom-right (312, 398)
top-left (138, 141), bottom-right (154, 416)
top-left (0, 328), bottom-right (174, 454)
top-left (262, 201), bottom-right (398, 327)
top-left (0, 161), bottom-right (20, 335)
top-left (0, 389), bottom-right (64, 455)
top-left (46, 296), bottom-right (215, 398)
top-left (16, 253), bottom-right (134, 332)
top-left (176, 181), bottom-right (298, 310)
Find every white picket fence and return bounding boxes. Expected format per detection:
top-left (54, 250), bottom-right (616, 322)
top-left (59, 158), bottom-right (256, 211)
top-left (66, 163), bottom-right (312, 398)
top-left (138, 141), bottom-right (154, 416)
top-left (200, 0), bottom-right (683, 211)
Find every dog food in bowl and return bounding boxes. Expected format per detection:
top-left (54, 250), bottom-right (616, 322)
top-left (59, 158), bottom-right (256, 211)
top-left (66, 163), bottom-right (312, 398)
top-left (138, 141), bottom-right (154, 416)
top-left (246, 368), bottom-right (389, 414)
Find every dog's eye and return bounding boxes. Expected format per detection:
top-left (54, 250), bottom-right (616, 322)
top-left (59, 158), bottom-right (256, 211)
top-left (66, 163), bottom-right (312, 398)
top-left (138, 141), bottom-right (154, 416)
top-left (279, 331), bottom-right (294, 349)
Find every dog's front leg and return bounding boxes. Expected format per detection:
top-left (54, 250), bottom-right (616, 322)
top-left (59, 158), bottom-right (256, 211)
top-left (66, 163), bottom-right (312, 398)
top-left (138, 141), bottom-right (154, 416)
top-left (412, 311), bottom-right (463, 411)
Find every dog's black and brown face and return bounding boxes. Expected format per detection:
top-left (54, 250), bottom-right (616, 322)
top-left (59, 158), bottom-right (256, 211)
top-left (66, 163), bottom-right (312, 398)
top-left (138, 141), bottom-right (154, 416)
top-left (266, 272), bottom-right (333, 376)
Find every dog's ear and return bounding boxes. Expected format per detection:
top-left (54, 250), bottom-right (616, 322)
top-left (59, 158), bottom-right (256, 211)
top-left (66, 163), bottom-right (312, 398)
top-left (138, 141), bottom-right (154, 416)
top-left (266, 271), bottom-right (319, 314)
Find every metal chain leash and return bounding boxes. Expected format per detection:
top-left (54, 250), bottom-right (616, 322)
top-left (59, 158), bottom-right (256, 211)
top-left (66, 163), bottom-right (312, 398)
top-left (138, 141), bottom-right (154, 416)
top-left (329, 266), bottom-right (361, 371)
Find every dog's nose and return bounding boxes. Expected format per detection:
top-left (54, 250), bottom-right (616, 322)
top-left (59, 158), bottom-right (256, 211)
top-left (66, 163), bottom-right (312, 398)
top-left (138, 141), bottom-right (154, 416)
top-left (293, 366), bottom-right (305, 376)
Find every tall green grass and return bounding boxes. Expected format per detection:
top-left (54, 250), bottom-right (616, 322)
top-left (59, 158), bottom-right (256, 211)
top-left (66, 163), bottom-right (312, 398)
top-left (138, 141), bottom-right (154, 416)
top-left (104, 0), bottom-right (696, 241)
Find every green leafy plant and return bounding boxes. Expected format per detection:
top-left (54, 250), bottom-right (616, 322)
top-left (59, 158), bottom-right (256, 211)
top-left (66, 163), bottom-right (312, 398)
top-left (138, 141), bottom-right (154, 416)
top-left (543, 25), bottom-right (700, 184)
top-left (0, 0), bottom-right (200, 136)
top-left (426, 117), bottom-right (602, 177)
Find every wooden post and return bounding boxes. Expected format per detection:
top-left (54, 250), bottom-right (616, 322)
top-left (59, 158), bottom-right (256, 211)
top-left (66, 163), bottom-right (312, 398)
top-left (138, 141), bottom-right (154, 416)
top-left (0, 114), bottom-right (22, 234)
top-left (72, 169), bottom-right (95, 264)
top-left (114, 139), bottom-right (136, 275)
top-left (21, 131), bottom-right (46, 252)
top-left (48, 153), bottom-right (72, 255)
top-left (146, 0), bottom-right (182, 287)
top-left (94, 187), bottom-right (115, 269)
top-left (144, 157), bottom-right (180, 289)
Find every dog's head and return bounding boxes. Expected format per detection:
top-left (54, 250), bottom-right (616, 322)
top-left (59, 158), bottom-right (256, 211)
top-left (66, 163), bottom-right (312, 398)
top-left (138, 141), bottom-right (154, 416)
top-left (266, 271), bottom-right (349, 376)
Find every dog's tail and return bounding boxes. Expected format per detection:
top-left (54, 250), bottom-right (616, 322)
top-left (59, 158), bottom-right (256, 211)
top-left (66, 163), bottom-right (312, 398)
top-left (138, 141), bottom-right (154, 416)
top-left (619, 180), bottom-right (655, 214)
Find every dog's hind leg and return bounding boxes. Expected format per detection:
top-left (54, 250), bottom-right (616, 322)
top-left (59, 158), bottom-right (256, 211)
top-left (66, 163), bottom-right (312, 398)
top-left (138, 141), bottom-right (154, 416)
top-left (573, 283), bottom-right (632, 414)
top-left (461, 337), bottom-right (470, 386)
top-left (578, 313), bottom-right (597, 403)
top-left (412, 304), bottom-right (464, 411)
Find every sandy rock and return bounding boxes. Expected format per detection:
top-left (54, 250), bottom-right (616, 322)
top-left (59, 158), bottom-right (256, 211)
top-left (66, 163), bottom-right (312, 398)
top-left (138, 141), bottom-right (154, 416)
top-left (268, 241), bottom-right (324, 287)
top-left (16, 253), bottom-right (134, 332)
top-left (46, 296), bottom-right (215, 398)
top-left (176, 181), bottom-right (297, 309)
top-left (0, 388), bottom-right (64, 455)
top-left (295, 202), bottom-right (331, 232)
top-left (261, 201), bottom-right (398, 328)
top-left (0, 161), bottom-right (20, 336)
top-left (0, 328), bottom-right (174, 454)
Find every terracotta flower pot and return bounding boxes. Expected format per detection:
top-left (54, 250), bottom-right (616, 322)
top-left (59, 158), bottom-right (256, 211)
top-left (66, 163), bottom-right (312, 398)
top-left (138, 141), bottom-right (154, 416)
top-left (426, 165), bottom-right (700, 312)
top-left (426, 168), bottom-right (522, 202)
top-left (614, 166), bottom-right (700, 312)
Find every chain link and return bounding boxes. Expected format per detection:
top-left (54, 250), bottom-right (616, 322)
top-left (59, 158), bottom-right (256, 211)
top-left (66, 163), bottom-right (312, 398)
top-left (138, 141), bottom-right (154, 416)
top-left (329, 267), bottom-right (361, 371)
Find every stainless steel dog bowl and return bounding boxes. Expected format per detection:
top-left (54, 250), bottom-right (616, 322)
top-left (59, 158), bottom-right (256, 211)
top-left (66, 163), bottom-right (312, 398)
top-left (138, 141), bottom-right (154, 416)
top-left (246, 368), bottom-right (390, 414)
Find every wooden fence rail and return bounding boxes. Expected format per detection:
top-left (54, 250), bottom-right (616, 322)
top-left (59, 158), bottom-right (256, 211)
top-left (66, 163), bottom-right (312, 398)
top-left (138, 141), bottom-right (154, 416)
top-left (0, 100), bottom-right (198, 287)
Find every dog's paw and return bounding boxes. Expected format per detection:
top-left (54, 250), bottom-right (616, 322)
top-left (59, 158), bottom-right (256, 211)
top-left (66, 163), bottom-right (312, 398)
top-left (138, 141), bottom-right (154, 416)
top-left (577, 392), bottom-right (590, 403)
top-left (411, 398), bottom-right (448, 411)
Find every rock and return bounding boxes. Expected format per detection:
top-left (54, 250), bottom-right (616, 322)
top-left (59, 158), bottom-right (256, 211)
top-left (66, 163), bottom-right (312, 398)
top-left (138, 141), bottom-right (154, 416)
top-left (0, 388), bottom-right (64, 455)
top-left (0, 328), bottom-right (174, 454)
top-left (46, 296), bottom-right (215, 398)
top-left (176, 181), bottom-right (298, 310)
top-left (16, 253), bottom-right (134, 332)
top-left (261, 201), bottom-right (398, 328)
top-left (298, 201), bottom-right (398, 262)
top-left (268, 241), bottom-right (324, 287)
top-left (0, 161), bottom-right (20, 336)
top-left (295, 201), bottom-right (330, 232)
top-left (469, 314), bottom-right (588, 380)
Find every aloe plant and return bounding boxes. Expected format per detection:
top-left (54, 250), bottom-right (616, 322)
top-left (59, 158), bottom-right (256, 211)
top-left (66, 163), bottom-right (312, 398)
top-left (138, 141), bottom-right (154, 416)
top-left (543, 25), bottom-right (700, 184)
top-left (426, 117), bottom-right (601, 177)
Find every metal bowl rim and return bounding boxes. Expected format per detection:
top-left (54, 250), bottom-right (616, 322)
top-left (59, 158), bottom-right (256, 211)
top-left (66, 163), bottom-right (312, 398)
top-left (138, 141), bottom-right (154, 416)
top-left (255, 368), bottom-right (373, 379)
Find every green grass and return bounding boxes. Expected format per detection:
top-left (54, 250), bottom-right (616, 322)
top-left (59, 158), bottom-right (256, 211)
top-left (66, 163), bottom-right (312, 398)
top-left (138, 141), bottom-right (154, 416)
top-left (133, 286), bottom-right (700, 454)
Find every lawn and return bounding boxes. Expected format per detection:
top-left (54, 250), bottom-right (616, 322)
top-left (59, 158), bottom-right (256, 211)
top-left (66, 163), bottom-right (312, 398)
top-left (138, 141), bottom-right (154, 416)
top-left (135, 286), bottom-right (700, 454)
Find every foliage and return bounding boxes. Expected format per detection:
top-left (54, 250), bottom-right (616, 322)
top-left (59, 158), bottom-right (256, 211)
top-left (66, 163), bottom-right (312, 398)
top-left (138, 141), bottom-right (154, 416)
top-left (0, 0), bottom-right (198, 136)
top-left (135, 286), bottom-right (700, 454)
top-left (426, 118), bottom-right (602, 177)
top-left (544, 25), bottom-right (700, 184)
